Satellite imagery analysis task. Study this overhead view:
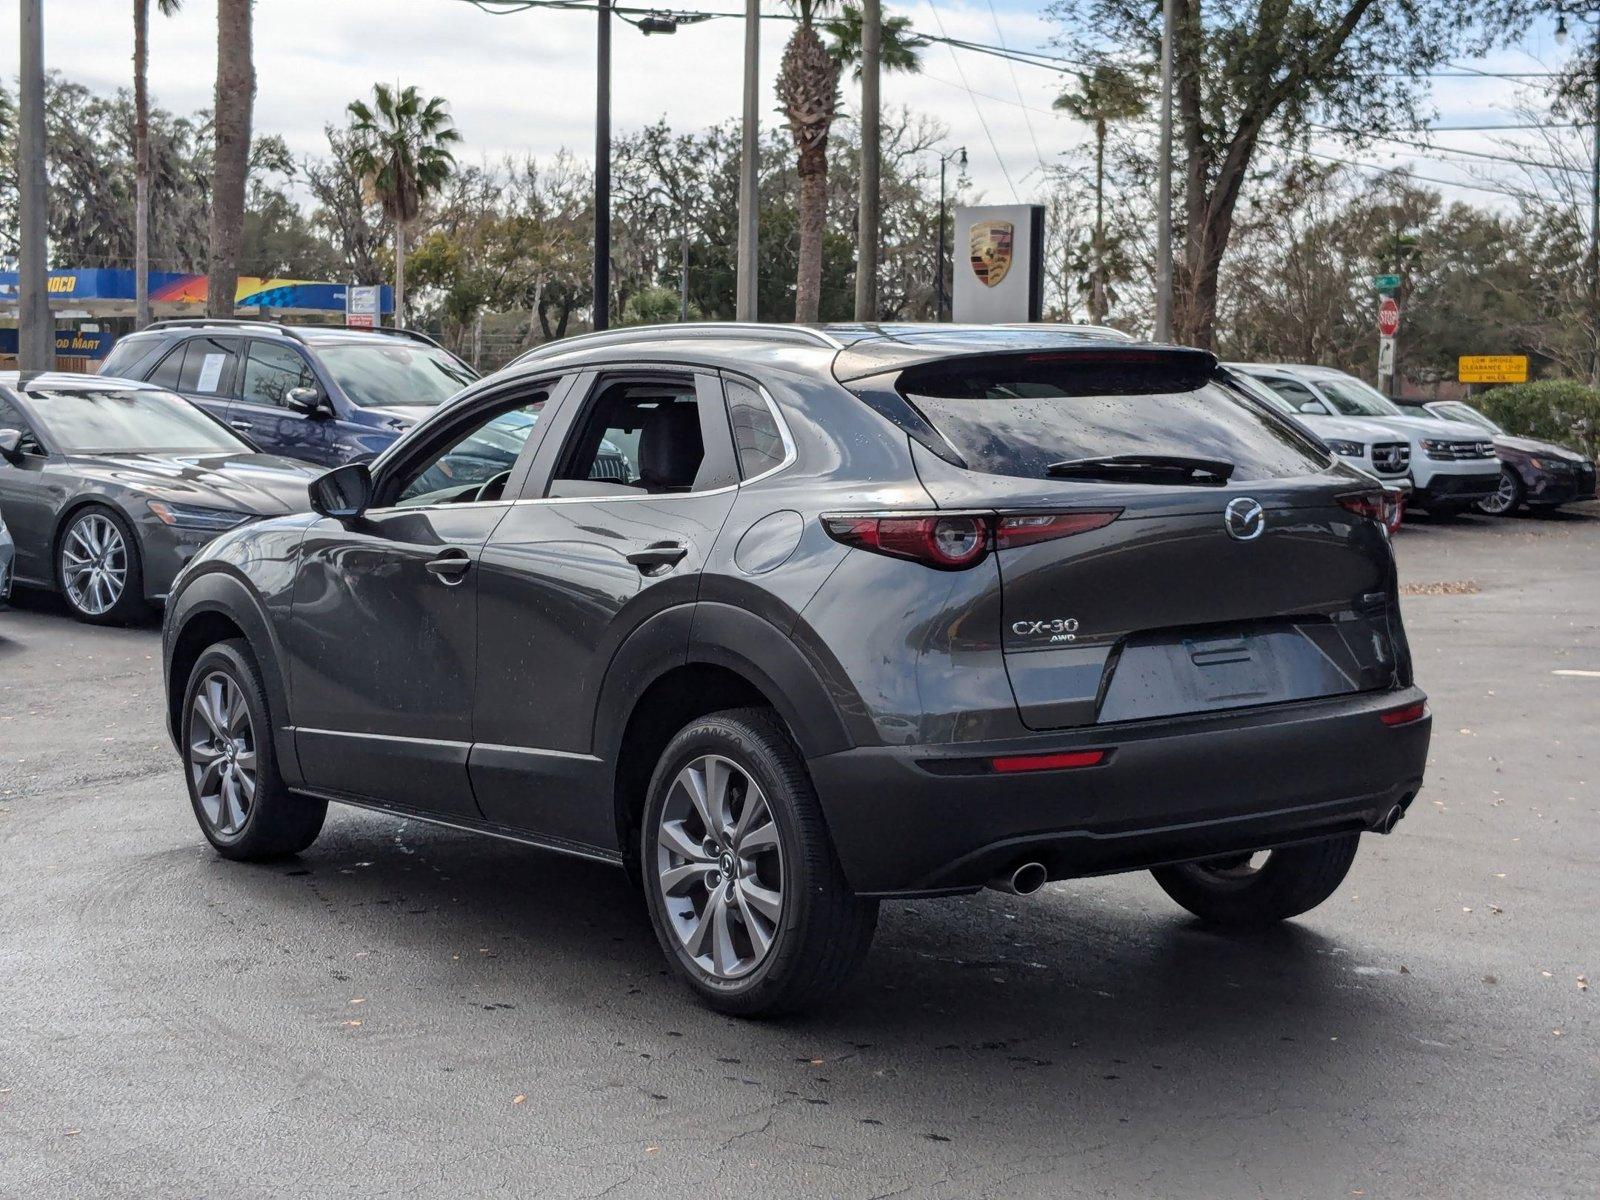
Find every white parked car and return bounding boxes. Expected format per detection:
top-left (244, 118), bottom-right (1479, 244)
top-left (1230, 363), bottom-right (1500, 513)
top-left (1223, 368), bottom-right (1413, 495)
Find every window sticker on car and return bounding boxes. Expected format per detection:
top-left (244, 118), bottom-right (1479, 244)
top-left (195, 353), bottom-right (227, 394)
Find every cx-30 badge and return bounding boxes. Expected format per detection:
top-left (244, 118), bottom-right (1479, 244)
top-left (1224, 497), bottom-right (1265, 541)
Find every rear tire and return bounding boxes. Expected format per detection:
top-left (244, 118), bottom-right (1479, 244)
top-left (182, 639), bottom-right (326, 861)
top-left (640, 707), bottom-right (877, 1016)
top-left (1151, 835), bottom-right (1361, 928)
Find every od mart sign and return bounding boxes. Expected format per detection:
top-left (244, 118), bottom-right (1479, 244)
top-left (1377, 296), bottom-right (1401, 338)
top-left (1459, 355), bottom-right (1529, 384)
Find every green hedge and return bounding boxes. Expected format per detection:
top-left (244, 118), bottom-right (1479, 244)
top-left (1475, 380), bottom-right (1599, 461)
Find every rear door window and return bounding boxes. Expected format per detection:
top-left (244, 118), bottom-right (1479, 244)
top-left (901, 356), bottom-right (1329, 483)
top-left (725, 379), bottom-right (788, 479)
top-left (174, 337), bottom-right (242, 397)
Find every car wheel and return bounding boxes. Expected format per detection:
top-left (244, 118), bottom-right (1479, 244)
top-left (641, 707), bottom-right (878, 1016)
top-left (56, 506), bottom-right (150, 624)
top-left (183, 639), bottom-right (326, 861)
top-left (1150, 834), bottom-right (1360, 928)
top-left (1476, 467), bottom-right (1523, 516)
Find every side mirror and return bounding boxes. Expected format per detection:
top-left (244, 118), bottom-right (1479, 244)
top-left (309, 462), bottom-right (373, 520)
top-left (286, 386), bottom-right (330, 416)
top-left (0, 428), bottom-right (21, 463)
top-left (1298, 400), bottom-right (1327, 415)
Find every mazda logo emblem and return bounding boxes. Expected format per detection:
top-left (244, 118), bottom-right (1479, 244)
top-left (1224, 497), bottom-right (1265, 541)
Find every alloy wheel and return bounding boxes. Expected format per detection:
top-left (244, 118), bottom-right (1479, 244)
top-left (655, 754), bottom-right (785, 979)
top-left (188, 672), bottom-right (258, 838)
top-left (1478, 468), bottom-right (1518, 515)
top-left (61, 513), bottom-right (128, 616)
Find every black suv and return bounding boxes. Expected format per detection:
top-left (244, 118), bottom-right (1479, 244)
top-left (99, 319), bottom-right (477, 467)
top-left (161, 324), bottom-right (1431, 1014)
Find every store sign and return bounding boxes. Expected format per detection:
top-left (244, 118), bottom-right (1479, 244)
top-left (1458, 355), bottom-right (1528, 384)
top-left (346, 285), bottom-right (381, 328)
top-left (952, 204), bottom-right (1045, 323)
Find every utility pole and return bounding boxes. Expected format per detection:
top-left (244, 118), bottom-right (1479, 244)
top-left (18, 0), bottom-right (52, 372)
top-left (1153, 0), bottom-right (1176, 344)
top-left (594, 0), bottom-right (612, 331)
top-left (935, 146), bottom-right (966, 321)
top-left (854, 0), bottom-right (881, 321)
top-left (735, 0), bottom-right (760, 321)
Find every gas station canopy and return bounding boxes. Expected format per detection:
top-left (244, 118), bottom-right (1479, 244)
top-left (0, 268), bottom-right (393, 321)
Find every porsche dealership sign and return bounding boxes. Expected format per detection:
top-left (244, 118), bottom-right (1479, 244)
top-left (953, 204), bottom-right (1045, 323)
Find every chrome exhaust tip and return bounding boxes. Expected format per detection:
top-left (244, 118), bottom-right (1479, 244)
top-left (990, 861), bottom-right (1048, 896)
top-left (1377, 804), bottom-right (1405, 834)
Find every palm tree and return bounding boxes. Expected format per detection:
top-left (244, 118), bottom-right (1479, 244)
top-left (134, 0), bottom-right (181, 330)
top-left (825, 3), bottom-right (925, 78)
top-left (347, 84), bottom-right (462, 326)
top-left (1053, 65), bottom-right (1148, 325)
top-left (776, 0), bottom-right (842, 323)
top-left (206, 0), bottom-right (253, 318)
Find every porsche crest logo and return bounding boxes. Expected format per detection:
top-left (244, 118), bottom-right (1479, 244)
top-left (969, 220), bottom-right (1014, 288)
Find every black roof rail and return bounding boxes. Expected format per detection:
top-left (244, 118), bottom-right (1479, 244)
top-left (512, 322), bottom-right (843, 366)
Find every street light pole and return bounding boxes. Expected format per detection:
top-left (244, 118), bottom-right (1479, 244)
top-left (1557, 9), bottom-right (1600, 385)
top-left (735, 0), bottom-right (760, 321)
top-left (1153, 0), bottom-right (1176, 344)
top-left (18, 0), bottom-right (52, 372)
top-left (594, 0), bottom-right (612, 332)
top-left (935, 146), bottom-right (966, 322)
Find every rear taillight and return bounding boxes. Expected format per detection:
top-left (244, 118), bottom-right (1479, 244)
top-left (1339, 490), bottom-right (1402, 533)
top-left (994, 510), bottom-right (1121, 548)
top-left (822, 514), bottom-right (988, 569)
top-left (1379, 700), bottom-right (1427, 726)
top-left (822, 509), bottom-right (1120, 569)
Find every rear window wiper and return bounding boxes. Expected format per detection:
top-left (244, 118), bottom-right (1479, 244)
top-left (1044, 454), bottom-right (1235, 485)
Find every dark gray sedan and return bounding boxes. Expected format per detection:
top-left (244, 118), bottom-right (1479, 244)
top-left (0, 372), bottom-right (319, 624)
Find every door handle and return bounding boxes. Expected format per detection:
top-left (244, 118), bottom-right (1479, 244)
top-left (424, 551), bottom-right (473, 585)
top-left (230, 419), bottom-right (254, 431)
top-left (626, 542), bottom-right (688, 572)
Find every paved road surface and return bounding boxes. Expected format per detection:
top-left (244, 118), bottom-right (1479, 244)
top-left (2, 507), bottom-right (1596, 1198)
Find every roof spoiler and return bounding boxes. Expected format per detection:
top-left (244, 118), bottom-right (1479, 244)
top-left (833, 341), bottom-right (1220, 386)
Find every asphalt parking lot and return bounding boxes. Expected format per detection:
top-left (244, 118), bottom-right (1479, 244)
top-left (2, 506), bottom-right (1596, 1199)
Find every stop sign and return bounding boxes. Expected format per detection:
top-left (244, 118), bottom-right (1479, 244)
top-left (1378, 296), bottom-right (1401, 338)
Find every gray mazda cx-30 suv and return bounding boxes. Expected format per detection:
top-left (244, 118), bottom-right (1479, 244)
top-left (161, 324), bottom-right (1431, 1014)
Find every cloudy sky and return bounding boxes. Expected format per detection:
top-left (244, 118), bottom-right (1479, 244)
top-left (2, 0), bottom-right (1578, 209)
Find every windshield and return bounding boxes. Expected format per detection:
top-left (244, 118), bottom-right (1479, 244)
top-left (315, 343), bottom-right (477, 408)
top-left (903, 359), bottom-right (1330, 482)
top-left (1315, 376), bottom-right (1403, 418)
top-left (26, 387), bottom-right (248, 454)
top-left (1227, 372), bottom-right (1298, 416)
top-left (1434, 401), bottom-right (1501, 433)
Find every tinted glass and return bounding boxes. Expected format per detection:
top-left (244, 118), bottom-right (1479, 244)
top-left (1315, 376), bottom-right (1403, 418)
top-left (315, 343), bottom-right (476, 408)
top-left (904, 360), bottom-right (1328, 482)
top-left (25, 387), bottom-right (249, 454)
top-left (396, 399), bottom-right (546, 506)
top-left (726, 379), bottom-right (787, 478)
top-left (98, 338), bottom-right (163, 380)
top-left (241, 340), bottom-right (318, 407)
top-left (0, 396), bottom-right (44, 455)
top-left (553, 379), bottom-right (703, 494)
top-left (145, 344), bottom-right (186, 389)
top-left (175, 337), bottom-right (240, 396)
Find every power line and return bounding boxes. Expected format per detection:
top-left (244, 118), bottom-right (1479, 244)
top-left (1266, 140), bottom-right (1533, 201)
top-left (1310, 126), bottom-right (1584, 175)
top-left (922, 0), bottom-right (1021, 202)
top-left (984, 0), bottom-right (1048, 171)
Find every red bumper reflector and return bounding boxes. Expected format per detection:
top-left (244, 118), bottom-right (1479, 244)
top-left (990, 749), bottom-right (1106, 773)
top-left (1379, 701), bottom-right (1428, 726)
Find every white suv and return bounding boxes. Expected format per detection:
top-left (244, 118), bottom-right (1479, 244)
top-left (1230, 364), bottom-right (1499, 513)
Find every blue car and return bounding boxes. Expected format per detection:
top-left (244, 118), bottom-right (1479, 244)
top-left (98, 320), bottom-right (479, 468)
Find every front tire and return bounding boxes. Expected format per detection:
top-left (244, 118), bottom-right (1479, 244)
top-left (182, 639), bottom-right (326, 861)
top-left (641, 708), bottom-right (877, 1016)
top-left (1151, 835), bottom-right (1360, 928)
top-left (1476, 466), bottom-right (1523, 516)
top-left (56, 506), bottom-right (150, 624)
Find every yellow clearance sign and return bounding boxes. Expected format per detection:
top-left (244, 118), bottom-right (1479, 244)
top-left (1459, 355), bottom-right (1528, 384)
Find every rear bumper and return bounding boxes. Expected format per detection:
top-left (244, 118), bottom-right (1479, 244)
top-left (807, 687), bottom-right (1431, 897)
top-left (1414, 470), bottom-right (1497, 507)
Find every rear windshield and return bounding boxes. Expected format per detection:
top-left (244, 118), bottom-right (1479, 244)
top-left (901, 359), bottom-right (1330, 482)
